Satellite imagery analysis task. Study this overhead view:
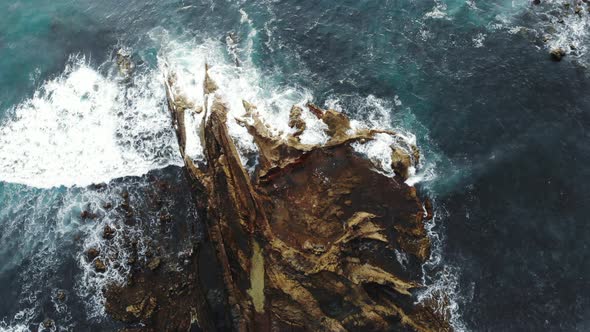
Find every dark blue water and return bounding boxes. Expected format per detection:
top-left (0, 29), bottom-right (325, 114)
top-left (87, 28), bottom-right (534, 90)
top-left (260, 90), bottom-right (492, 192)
top-left (1, 0), bottom-right (589, 330)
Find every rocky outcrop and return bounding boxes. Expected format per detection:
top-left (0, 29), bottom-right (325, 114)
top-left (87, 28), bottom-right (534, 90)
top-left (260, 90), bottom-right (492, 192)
top-left (154, 66), bottom-right (451, 331)
top-left (550, 47), bottom-right (566, 61)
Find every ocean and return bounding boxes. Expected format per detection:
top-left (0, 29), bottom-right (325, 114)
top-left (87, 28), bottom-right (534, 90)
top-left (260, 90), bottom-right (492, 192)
top-left (0, 0), bottom-right (589, 330)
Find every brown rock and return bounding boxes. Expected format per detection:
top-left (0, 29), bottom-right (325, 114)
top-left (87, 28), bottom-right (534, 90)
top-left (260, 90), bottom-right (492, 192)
top-left (204, 64), bottom-right (218, 94)
top-left (116, 49), bottom-right (134, 78)
top-left (103, 225), bottom-right (116, 239)
top-left (322, 109), bottom-right (351, 142)
top-left (125, 296), bottom-right (157, 320)
top-left (56, 290), bottom-right (66, 301)
top-left (42, 318), bottom-right (54, 329)
top-left (80, 210), bottom-right (96, 220)
top-left (129, 65), bottom-right (452, 332)
top-left (550, 47), bottom-right (566, 61)
top-left (147, 257), bottom-right (161, 271)
top-left (288, 106), bottom-right (306, 136)
top-left (87, 248), bottom-right (100, 261)
top-left (159, 214), bottom-right (172, 223)
top-left (306, 102), bottom-right (325, 118)
top-left (94, 258), bottom-right (107, 273)
top-left (391, 147), bottom-right (412, 180)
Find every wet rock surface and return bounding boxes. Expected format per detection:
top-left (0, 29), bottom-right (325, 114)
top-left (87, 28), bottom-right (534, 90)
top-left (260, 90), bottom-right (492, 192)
top-left (106, 66), bottom-right (450, 331)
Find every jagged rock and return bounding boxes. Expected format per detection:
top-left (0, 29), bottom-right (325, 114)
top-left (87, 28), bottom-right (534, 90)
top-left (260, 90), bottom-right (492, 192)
top-left (87, 248), bottom-right (100, 261)
top-left (204, 63), bottom-right (218, 94)
top-left (322, 109), bottom-right (352, 141)
top-left (306, 102), bottom-right (325, 118)
top-left (91, 183), bottom-right (107, 190)
top-left (105, 262), bottom-right (213, 331)
top-left (288, 106), bottom-right (306, 137)
top-left (103, 202), bottom-right (113, 209)
top-left (94, 258), bottom-right (107, 273)
top-left (103, 225), bottom-right (116, 239)
top-left (116, 49), bottom-right (134, 78)
top-left (159, 214), bottom-right (172, 223)
top-left (147, 257), bottom-right (161, 271)
top-left (56, 290), bottom-right (66, 302)
top-left (391, 147), bottom-right (413, 180)
top-left (158, 66), bottom-right (450, 331)
top-left (80, 210), bottom-right (96, 220)
top-left (550, 47), bottom-right (566, 61)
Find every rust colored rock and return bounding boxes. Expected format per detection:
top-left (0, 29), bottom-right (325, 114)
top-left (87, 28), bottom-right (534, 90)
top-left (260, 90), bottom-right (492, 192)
top-left (154, 66), bottom-right (452, 331)
top-left (159, 214), bottom-right (172, 223)
top-left (125, 296), bottom-right (157, 320)
top-left (94, 258), bottom-right (107, 273)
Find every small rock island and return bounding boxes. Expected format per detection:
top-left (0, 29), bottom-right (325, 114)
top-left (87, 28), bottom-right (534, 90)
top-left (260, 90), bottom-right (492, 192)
top-left (102, 65), bottom-right (451, 331)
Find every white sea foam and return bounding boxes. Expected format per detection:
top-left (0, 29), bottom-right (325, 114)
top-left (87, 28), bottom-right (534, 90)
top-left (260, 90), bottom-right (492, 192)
top-left (0, 56), bottom-right (182, 189)
top-left (425, 1), bottom-right (449, 20)
top-left (473, 32), bottom-right (486, 48)
top-left (153, 32), bottom-right (324, 165)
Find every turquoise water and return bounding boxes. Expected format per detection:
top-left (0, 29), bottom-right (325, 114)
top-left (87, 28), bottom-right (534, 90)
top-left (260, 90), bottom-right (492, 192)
top-left (1, 0), bottom-right (590, 330)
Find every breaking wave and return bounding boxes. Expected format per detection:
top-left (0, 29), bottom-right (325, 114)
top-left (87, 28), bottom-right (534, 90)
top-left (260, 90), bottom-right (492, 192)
top-left (0, 56), bottom-right (182, 188)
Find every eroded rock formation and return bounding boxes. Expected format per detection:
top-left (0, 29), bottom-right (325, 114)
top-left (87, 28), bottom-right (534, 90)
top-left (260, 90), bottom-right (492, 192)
top-left (153, 66), bottom-right (451, 331)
